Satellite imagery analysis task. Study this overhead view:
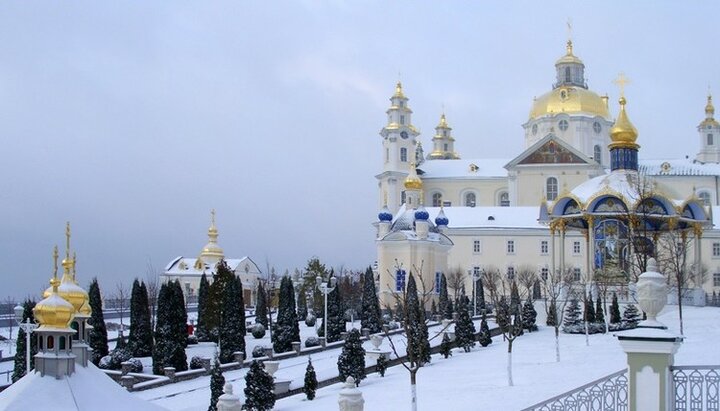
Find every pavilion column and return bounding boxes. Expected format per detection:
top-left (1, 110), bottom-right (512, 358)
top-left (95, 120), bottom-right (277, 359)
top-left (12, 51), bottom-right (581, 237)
top-left (586, 216), bottom-right (595, 297)
top-left (693, 224), bottom-right (706, 306)
top-left (550, 223), bottom-right (556, 279)
top-left (559, 220), bottom-right (566, 279)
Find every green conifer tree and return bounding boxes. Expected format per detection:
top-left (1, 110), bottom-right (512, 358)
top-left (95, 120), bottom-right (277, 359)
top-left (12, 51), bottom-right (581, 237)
top-left (584, 294), bottom-right (596, 324)
top-left (128, 279), bottom-right (153, 357)
top-left (255, 281), bottom-right (268, 328)
top-left (244, 360), bottom-right (276, 411)
top-left (454, 295), bottom-right (476, 352)
top-left (303, 358), bottom-right (318, 400)
top-left (88, 278), bottom-right (109, 365)
top-left (219, 277), bottom-right (246, 363)
top-left (207, 353), bottom-right (224, 411)
top-left (405, 273), bottom-right (431, 365)
top-left (522, 296), bottom-right (538, 332)
top-left (360, 266), bottom-right (382, 334)
top-left (272, 276), bottom-right (299, 353)
top-left (439, 332), bottom-right (453, 358)
top-left (337, 329), bottom-right (366, 386)
top-left (439, 273), bottom-right (451, 320)
top-left (610, 292), bottom-right (621, 324)
top-left (478, 312), bottom-right (492, 347)
top-left (12, 300), bottom-right (37, 382)
top-left (195, 273), bottom-right (211, 341)
top-left (297, 285), bottom-right (308, 321)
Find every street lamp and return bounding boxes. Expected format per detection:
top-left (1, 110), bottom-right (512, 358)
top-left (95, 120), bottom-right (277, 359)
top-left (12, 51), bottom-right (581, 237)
top-left (470, 269), bottom-right (481, 317)
top-left (315, 276), bottom-right (337, 341)
top-left (14, 305), bottom-right (37, 377)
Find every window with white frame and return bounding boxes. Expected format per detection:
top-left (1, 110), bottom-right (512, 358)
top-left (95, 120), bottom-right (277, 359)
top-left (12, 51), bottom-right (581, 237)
top-left (499, 191), bottom-right (510, 207)
top-left (698, 191), bottom-right (711, 206)
top-left (541, 267), bottom-right (549, 281)
top-left (401, 191), bottom-right (406, 205)
top-left (573, 268), bottom-right (581, 282)
top-left (473, 239), bottom-right (482, 254)
top-left (400, 115), bottom-right (405, 125)
top-left (714, 272), bottom-right (720, 287)
top-left (714, 242), bottom-right (720, 257)
top-left (546, 177), bottom-right (558, 201)
top-left (473, 266), bottom-right (482, 277)
top-left (540, 240), bottom-right (549, 255)
top-left (432, 192), bottom-right (442, 207)
top-left (573, 241), bottom-right (581, 255)
top-left (507, 266), bottom-right (515, 280)
top-left (507, 240), bottom-right (515, 254)
top-left (400, 147), bottom-right (408, 162)
top-left (465, 192), bottom-right (476, 207)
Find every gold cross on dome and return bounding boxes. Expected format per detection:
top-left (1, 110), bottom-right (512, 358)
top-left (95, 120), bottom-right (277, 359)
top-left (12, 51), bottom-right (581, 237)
top-left (566, 18), bottom-right (573, 42)
top-left (613, 72), bottom-right (630, 97)
top-left (211, 209), bottom-right (216, 225)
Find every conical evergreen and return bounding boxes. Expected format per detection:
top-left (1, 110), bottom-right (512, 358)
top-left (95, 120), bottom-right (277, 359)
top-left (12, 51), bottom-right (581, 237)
top-left (595, 295), bottom-right (606, 332)
top-left (303, 357), bottom-right (318, 400)
top-left (88, 278), bottom-right (109, 365)
top-left (360, 266), bottom-right (382, 334)
top-left (546, 300), bottom-right (558, 327)
top-left (405, 273), bottom-right (431, 365)
top-left (496, 297), bottom-right (510, 331)
top-left (195, 273), bottom-right (211, 341)
top-left (454, 295), bottom-right (476, 352)
top-left (440, 332), bottom-right (453, 358)
top-left (584, 295), bottom-right (596, 324)
top-left (438, 273), bottom-right (451, 320)
top-left (244, 360), bottom-right (276, 411)
top-left (522, 296), bottom-right (538, 332)
top-left (128, 279), bottom-right (153, 357)
top-left (170, 280), bottom-right (188, 350)
top-left (297, 285), bottom-right (308, 321)
top-left (12, 300), bottom-right (37, 382)
top-left (562, 298), bottom-right (583, 333)
top-left (610, 292), bottom-right (621, 324)
top-left (319, 275), bottom-right (345, 342)
top-left (510, 281), bottom-right (521, 316)
top-left (478, 312), bottom-right (492, 347)
top-left (622, 304), bottom-right (641, 329)
top-left (475, 278), bottom-right (486, 313)
top-left (152, 282), bottom-right (188, 374)
top-left (255, 281), bottom-right (268, 328)
top-left (207, 260), bottom-right (234, 341)
top-left (337, 329), bottom-right (366, 386)
top-left (273, 276), bottom-right (299, 353)
top-left (219, 277), bottom-right (246, 363)
top-left (207, 353), bottom-right (224, 411)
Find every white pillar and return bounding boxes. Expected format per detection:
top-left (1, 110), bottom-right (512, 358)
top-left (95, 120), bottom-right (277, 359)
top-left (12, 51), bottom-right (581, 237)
top-left (217, 383), bottom-right (242, 411)
top-left (338, 377), bottom-right (364, 411)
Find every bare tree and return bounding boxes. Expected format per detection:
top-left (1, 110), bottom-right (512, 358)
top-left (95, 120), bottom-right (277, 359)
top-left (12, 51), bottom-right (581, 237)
top-left (516, 264), bottom-right (538, 299)
top-left (482, 266), bottom-right (524, 386)
top-left (113, 282), bottom-right (130, 339)
top-left (539, 266), bottom-right (574, 362)
top-left (145, 262), bottom-right (160, 329)
top-left (445, 266), bottom-right (466, 303)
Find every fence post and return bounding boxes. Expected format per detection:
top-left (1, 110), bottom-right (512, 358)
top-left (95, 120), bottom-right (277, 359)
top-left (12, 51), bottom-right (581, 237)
top-left (616, 259), bottom-right (683, 411)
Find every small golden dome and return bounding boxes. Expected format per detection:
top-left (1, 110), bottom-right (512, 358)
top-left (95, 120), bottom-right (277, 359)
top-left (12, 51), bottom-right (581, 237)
top-left (529, 86), bottom-right (610, 119)
top-left (78, 299), bottom-right (92, 316)
top-left (437, 113), bottom-right (449, 129)
top-left (200, 209), bottom-right (224, 261)
top-left (34, 248), bottom-right (75, 330)
top-left (609, 97), bottom-right (639, 148)
top-left (393, 81), bottom-right (405, 99)
top-left (706, 95), bottom-right (715, 116)
top-left (555, 40), bottom-right (584, 66)
top-left (404, 163), bottom-right (423, 190)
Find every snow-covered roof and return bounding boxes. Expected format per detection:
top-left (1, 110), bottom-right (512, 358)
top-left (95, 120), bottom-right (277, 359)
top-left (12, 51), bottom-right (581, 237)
top-left (640, 158), bottom-right (720, 176)
top-left (0, 363), bottom-right (166, 411)
top-left (164, 256), bottom-right (261, 276)
top-left (427, 206), bottom-right (545, 229)
top-left (418, 158), bottom-right (509, 179)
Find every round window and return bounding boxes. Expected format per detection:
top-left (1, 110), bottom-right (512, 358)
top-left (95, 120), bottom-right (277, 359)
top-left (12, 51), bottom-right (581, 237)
top-left (593, 121), bottom-right (601, 134)
top-left (532, 124), bottom-right (538, 135)
top-left (558, 119), bottom-right (569, 132)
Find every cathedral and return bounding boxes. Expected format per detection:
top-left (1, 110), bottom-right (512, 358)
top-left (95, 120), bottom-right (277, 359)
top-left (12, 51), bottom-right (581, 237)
top-left (374, 40), bottom-right (720, 308)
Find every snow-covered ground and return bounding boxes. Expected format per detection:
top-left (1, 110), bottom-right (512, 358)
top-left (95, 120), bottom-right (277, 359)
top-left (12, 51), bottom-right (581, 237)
top-left (135, 304), bottom-right (720, 411)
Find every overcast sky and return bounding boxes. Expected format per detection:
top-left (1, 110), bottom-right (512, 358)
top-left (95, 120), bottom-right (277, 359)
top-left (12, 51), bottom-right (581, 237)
top-left (2, 2), bottom-right (719, 299)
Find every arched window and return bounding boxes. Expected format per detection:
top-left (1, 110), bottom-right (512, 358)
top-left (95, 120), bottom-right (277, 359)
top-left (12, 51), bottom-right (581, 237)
top-left (594, 145), bottom-right (602, 164)
top-left (499, 192), bottom-right (510, 207)
top-left (465, 192), bottom-right (476, 207)
top-left (558, 119), bottom-right (569, 132)
top-left (59, 336), bottom-right (66, 350)
top-left (401, 191), bottom-right (406, 205)
top-left (400, 148), bottom-right (408, 162)
top-left (708, 134), bottom-right (714, 146)
top-left (47, 336), bottom-right (54, 350)
top-left (432, 192), bottom-right (442, 207)
top-left (546, 177), bottom-right (558, 201)
top-left (698, 191), bottom-right (711, 206)
top-left (564, 67), bottom-right (571, 83)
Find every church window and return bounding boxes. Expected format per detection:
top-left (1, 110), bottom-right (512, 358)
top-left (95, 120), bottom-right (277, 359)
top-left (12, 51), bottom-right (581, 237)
top-left (400, 115), bottom-right (405, 125)
top-left (573, 268), bottom-right (581, 282)
top-left (399, 101), bottom-right (404, 108)
top-left (564, 67), bottom-right (571, 83)
top-left (401, 191), bottom-right (406, 205)
top-left (499, 192), bottom-right (510, 207)
top-left (435, 272), bottom-right (442, 293)
top-left (465, 192), bottom-right (476, 207)
top-left (473, 239), bottom-right (482, 254)
top-left (395, 269), bottom-right (406, 291)
top-left (385, 148), bottom-right (389, 163)
top-left (698, 191), bottom-right (711, 206)
top-left (546, 177), bottom-right (558, 201)
top-left (558, 119), bottom-right (569, 132)
top-left (714, 272), bottom-right (720, 287)
top-left (593, 121), bottom-right (602, 134)
top-left (507, 266), bottom-right (515, 280)
top-left (594, 145), bottom-right (602, 164)
top-left (400, 147), bottom-right (408, 162)
top-left (540, 240), bottom-right (548, 255)
top-left (708, 134), bottom-right (714, 146)
top-left (506, 240), bottom-right (515, 254)
top-left (432, 192), bottom-right (442, 207)
top-left (541, 267), bottom-right (549, 281)
top-left (532, 124), bottom-right (538, 135)
top-left (444, 143), bottom-right (448, 151)
top-left (59, 336), bottom-right (66, 350)
top-left (573, 241), bottom-right (581, 254)
top-left (713, 242), bottom-right (720, 257)
top-left (443, 130), bottom-right (447, 137)
top-left (47, 336), bottom-right (55, 350)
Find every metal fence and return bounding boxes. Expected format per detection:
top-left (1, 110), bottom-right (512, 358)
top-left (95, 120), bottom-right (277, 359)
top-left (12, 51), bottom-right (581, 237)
top-left (521, 369), bottom-right (628, 411)
top-left (671, 365), bottom-right (720, 411)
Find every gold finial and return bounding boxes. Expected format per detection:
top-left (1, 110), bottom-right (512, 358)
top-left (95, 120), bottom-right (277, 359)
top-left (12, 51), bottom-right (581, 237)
top-left (53, 245), bottom-right (59, 279)
top-left (613, 72), bottom-right (630, 98)
top-left (609, 89), bottom-right (639, 147)
top-left (211, 209), bottom-right (216, 227)
top-left (706, 93), bottom-right (715, 118)
top-left (438, 113), bottom-right (448, 128)
top-left (65, 221), bottom-right (71, 260)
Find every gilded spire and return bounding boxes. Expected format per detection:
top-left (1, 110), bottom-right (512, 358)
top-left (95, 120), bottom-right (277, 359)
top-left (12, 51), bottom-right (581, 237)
top-left (34, 245), bottom-right (76, 329)
top-left (438, 113), bottom-right (448, 128)
top-left (61, 221), bottom-right (73, 276)
top-left (53, 245), bottom-right (59, 282)
top-left (706, 94), bottom-right (715, 118)
top-left (200, 209), bottom-right (224, 261)
top-left (404, 162), bottom-right (423, 190)
top-left (393, 81), bottom-right (405, 99)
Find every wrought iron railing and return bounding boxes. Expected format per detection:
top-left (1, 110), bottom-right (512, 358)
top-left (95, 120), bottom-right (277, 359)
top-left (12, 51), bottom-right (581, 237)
top-left (671, 365), bottom-right (720, 411)
top-left (521, 369), bottom-right (628, 411)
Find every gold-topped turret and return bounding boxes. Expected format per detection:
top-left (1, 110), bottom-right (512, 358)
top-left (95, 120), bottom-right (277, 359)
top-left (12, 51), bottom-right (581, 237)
top-left (404, 162), bottom-right (423, 190)
top-left (200, 209), bottom-right (225, 262)
top-left (700, 94), bottom-right (720, 128)
top-left (609, 96), bottom-right (639, 149)
top-left (393, 81), bottom-right (405, 99)
top-left (555, 40), bottom-right (584, 66)
top-left (34, 246), bottom-right (76, 330)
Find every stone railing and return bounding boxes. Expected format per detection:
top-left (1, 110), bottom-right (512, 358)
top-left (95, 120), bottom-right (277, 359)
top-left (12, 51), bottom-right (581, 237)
top-left (671, 365), bottom-right (720, 411)
top-left (520, 369), bottom-right (628, 411)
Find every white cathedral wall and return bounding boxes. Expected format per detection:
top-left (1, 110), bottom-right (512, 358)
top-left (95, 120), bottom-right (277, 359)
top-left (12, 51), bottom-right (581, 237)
top-left (512, 166), bottom-right (598, 206)
top-left (422, 178), bottom-right (508, 207)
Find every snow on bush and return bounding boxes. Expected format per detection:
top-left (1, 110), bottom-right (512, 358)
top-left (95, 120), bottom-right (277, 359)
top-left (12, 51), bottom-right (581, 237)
top-left (304, 314), bottom-right (316, 327)
top-left (251, 323), bottom-right (266, 339)
top-left (189, 356), bottom-right (205, 370)
top-left (304, 336), bottom-right (321, 348)
top-left (252, 345), bottom-right (268, 358)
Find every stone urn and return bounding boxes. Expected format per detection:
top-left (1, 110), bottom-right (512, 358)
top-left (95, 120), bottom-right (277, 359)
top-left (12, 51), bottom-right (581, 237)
top-left (370, 334), bottom-right (383, 350)
top-left (636, 258), bottom-right (667, 328)
top-left (264, 361), bottom-right (279, 378)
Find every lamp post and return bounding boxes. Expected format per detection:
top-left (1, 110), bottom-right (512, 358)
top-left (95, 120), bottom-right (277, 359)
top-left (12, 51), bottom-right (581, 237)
top-left (470, 269), bottom-right (481, 317)
top-left (316, 276), bottom-right (337, 340)
top-left (14, 305), bottom-right (37, 376)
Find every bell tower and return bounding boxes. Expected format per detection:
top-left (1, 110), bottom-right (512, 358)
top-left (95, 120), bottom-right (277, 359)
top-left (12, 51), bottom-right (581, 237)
top-left (695, 94), bottom-right (720, 164)
top-left (377, 82), bottom-right (420, 213)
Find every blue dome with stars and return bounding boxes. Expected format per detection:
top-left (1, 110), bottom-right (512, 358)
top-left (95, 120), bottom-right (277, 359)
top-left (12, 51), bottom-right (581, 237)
top-left (414, 205), bottom-right (429, 221)
top-left (378, 205), bottom-right (393, 222)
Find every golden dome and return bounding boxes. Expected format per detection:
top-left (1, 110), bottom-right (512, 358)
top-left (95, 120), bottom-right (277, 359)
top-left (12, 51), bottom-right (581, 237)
top-left (555, 40), bottom-right (584, 66)
top-left (43, 223), bottom-right (89, 314)
top-left (200, 209), bottom-right (224, 261)
top-left (700, 94), bottom-right (720, 128)
top-left (393, 81), bottom-right (405, 99)
top-left (530, 86), bottom-right (610, 119)
top-left (437, 113), bottom-right (450, 129)
top-left (609, 96), bottom-right (639, 148)
top-left (34, 247), bottom-right (75, 330)
top-left (404, 162), bottom-right (423, 190)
